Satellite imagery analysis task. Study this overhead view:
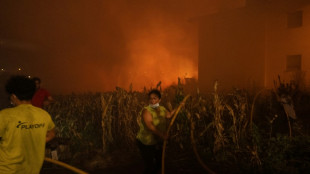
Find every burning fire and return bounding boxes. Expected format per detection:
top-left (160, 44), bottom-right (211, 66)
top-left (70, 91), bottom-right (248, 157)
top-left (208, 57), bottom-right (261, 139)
top-left (122, 37), bottom-right (197, 90)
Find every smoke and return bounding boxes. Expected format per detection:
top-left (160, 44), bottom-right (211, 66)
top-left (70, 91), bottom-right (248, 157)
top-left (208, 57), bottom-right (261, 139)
top-left (0, 0), bottom-right (238, 93)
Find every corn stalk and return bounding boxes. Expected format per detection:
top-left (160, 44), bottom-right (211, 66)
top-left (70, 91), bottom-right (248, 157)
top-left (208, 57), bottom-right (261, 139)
top-left (101, 94), bottom-right (113, 153)
top-left (190, 112), bottom-right (216, 174)
top-left (213, 81), bottom-right (226, 153)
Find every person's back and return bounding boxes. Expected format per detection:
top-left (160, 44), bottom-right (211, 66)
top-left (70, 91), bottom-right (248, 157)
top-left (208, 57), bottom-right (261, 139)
top-left (0, 76), bottom-right (55, 174)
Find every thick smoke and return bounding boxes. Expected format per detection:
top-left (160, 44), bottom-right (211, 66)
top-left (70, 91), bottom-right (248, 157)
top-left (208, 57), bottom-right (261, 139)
top-left (0, 0), bottom-right (244, 93)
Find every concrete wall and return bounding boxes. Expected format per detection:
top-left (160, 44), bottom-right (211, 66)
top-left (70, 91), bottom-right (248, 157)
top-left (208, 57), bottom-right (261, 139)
top-left (265, 4), bottom-right (310, 88)
top-left (197, 0), bottom-right (310, 92)
top-left (198, 7), bottom-right (266, 92)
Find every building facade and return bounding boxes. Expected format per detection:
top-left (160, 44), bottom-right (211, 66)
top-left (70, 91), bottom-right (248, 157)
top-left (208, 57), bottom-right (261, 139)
top-left (198, 0), bottom-right (310, 92)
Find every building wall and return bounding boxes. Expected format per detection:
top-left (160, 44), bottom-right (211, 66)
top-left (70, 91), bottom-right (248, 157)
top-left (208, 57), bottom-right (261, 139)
top-left (265, 4), bottom-right (310, 88)
top-left (198, 7), bottom-right (266, 92)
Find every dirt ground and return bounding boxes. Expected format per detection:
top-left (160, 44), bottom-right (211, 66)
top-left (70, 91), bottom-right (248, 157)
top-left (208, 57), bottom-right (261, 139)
top-left (40, 161), bottom-right (144, 174)
top-left (40, 151), bottom-right (208, 174)
top-left (41, 162), bottom-right (207, 174)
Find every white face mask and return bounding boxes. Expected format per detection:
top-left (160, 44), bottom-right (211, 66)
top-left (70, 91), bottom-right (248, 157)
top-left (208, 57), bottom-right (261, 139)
top-left (149, 103), bottom-right (159, 108)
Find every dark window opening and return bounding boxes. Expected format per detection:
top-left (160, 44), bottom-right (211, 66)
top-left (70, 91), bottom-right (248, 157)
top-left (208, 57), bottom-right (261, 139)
top-left (287, 11), bottom-right (303, 28)
top-left (286, 55), bottom-right (301, 71)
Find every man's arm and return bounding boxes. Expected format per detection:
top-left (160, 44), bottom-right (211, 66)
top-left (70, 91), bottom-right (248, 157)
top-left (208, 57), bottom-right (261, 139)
top-left (43, 95), bottom-right (55, 106)
top-left (46, 128), bottom-right (55, 142)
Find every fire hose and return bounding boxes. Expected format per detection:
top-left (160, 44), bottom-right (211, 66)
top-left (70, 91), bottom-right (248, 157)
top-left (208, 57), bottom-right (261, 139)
top-left (161, 95), bottom-right (190, 174)
top-left (161, 95), bottom-right (215, 174)
top-left (44, 157), bottom-right (88, 174)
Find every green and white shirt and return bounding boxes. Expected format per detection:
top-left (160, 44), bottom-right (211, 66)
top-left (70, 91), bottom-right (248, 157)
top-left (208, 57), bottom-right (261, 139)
top-left (136, 106), bottom-right (167, 145)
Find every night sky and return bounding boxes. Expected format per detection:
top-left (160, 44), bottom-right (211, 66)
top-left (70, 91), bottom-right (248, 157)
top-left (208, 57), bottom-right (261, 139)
top-left (0, 0), bottom-right (243, 94)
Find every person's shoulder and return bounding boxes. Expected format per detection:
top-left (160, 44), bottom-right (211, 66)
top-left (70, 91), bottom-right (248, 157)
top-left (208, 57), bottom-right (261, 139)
top-left (159, 106), bottom-right (167, 110)
top-left (30, 105), bottom-right (50, 115)
top-left (38, 88), bottom-right (49, 92)
top-left (35, 105), bottom-right (49, 113)
top-left (142, 106), bottom-right (149, 112)
top-left (0, 107), bottom-right (13, 115)
top-left (36, 109), bottom-right (53, 121)
top-left (0, 106), bottom-right (18, 114)
top-left (0, 108), bottom-right (9, 123)
top-left (142, 106), bottom-right (153, 114)
top-left (0, 107), bottom-right (19, 121)
top-left (37, 88), bottom-right (51, 96)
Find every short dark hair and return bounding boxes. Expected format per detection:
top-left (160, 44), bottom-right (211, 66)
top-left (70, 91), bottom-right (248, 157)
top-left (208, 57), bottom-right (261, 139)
top-left (148, 89), bottom-right (161, 99)
top-left (5, 76), bottom-right (36, 100)
top-left (32, 77), bottom-right (41, 83)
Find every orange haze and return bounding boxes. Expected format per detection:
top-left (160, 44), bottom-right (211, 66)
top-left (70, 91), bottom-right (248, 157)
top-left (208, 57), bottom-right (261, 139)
top-left (0, 0), bottom-right (243, 94)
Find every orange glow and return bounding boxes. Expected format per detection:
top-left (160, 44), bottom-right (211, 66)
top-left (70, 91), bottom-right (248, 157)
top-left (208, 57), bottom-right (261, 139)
top-left (1, 0), bottom-right (209, 94)
top-left (106, 2), bottom-right (199, 91)
top-left (124, 37), bottom-right (197, 90)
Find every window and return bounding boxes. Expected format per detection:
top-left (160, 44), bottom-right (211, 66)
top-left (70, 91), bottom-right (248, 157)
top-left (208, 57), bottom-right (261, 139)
top-left (287, 11), bottom-right (303, 28)
top-left (286, 55), bottom-right (301, 71)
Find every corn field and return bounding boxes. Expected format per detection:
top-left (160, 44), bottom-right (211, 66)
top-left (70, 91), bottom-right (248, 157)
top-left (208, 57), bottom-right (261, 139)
top-left (45, 79), bottom-right (310, 174)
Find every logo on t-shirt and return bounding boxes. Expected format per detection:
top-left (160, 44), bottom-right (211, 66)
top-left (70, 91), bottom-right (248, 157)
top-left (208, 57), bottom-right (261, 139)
top-left (16, 121), bottom-right (45, 129)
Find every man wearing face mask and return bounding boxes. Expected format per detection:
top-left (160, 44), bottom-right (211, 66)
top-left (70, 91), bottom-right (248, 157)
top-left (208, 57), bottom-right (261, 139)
top-left (136, 89), bottom-right (175, 174)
